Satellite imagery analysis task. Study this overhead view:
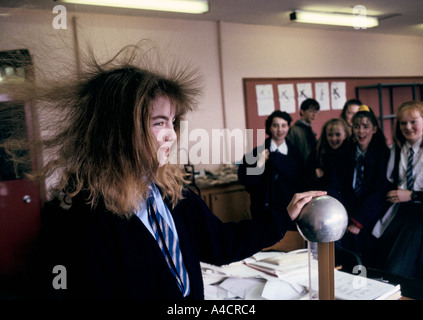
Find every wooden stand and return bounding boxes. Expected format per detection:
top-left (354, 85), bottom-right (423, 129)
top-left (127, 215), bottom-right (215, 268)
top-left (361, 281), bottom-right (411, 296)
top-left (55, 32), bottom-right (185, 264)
top-left (317, 242), bottom-right (335, 300)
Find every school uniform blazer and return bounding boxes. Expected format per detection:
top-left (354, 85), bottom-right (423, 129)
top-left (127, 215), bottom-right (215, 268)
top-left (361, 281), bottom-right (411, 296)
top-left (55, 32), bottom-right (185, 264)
top-left (238, 137), bottom-right (305, 217)
top-left (304, 141), bottom-right (351, 202)
top-left (35, 187), bottom-right (292, 300)
top-left (336, 139), bottom-right (390, 229)
top-left (287, 120), bottom-right (317, 161)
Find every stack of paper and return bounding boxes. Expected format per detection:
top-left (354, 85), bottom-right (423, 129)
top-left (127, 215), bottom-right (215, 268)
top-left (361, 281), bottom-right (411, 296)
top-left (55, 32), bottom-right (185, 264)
top-left (201, 250), bottom-right (401, 300)
top-left (201, 250), bottom-right (310, 300)
top-left (295, 269), bottom-right (402, 300)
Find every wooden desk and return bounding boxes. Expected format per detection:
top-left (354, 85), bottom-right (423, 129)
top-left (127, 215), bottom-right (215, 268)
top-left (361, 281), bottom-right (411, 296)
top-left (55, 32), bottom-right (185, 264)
top-left (263, 231), bottom-right (306, 252)
top-left (194, 182), bottom-right (251, 223)
top-left (192, 181), bottom-right (306, 252)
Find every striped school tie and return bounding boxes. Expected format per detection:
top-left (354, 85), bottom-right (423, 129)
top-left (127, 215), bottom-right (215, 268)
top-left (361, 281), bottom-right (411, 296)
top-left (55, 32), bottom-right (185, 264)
top-left (354, 154), bottom-right (365, 196)
top-left (147, 191), bottom-right (190, 297)
top-left (406, 147), bottom-right (414, 190)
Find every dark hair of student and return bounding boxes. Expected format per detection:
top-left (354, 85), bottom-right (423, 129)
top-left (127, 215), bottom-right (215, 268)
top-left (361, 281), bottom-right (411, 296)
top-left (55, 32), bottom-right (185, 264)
top-left (340, 98), bottom-right (362, 122)
top-left (300, 98), bottom-right (320, 111)
top-left (351, 106), bottom-right (387, 148)
top-left (265, 110), bottom-right (292, 137)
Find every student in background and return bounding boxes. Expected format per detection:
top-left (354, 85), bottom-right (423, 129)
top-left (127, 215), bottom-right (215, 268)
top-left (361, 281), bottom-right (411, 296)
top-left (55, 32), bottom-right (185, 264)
top-left (3, 45), bottom-right (324, 300)
top-left (372, 101), bottom-right (423, 280)
top-left (238, 111), bottom-right (305, 223)
top-left (335, 106), bottom-right (390, 265)
top-left (287, 98), bottom-right (320, 162)
top-left (340, 99), bottom-right (362, 134)
top-left (305, 118), bottom-right (351, 201)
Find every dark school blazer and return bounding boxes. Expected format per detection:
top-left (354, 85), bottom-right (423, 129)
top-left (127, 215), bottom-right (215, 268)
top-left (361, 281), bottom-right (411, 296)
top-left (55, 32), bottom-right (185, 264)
top-left (32, 187), bottom-right (292, 300)
top-left (238, 137), bottom-right (305, 220)
top-left (335, 139), bottom-right (390, 230)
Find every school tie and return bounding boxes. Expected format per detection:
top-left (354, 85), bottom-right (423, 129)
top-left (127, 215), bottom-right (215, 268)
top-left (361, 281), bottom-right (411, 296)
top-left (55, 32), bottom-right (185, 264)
top-left (406, 147), bottom-right (414, 190)
top-left (147, 190), bottom-right (190, 297)
top-left (354, 154), bottom-right (365, 196)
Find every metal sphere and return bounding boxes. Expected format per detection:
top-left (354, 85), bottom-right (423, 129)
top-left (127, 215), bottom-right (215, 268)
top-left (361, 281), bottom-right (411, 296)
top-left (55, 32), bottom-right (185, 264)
top-left (296, 195), bottom-right (348, 243)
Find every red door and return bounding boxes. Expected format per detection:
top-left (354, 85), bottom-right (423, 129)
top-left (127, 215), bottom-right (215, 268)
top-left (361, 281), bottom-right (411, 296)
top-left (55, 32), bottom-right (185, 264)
top-left (0, 179), bottom-right (41, 276)
top-left (0, 100), bottom-right (42, 285)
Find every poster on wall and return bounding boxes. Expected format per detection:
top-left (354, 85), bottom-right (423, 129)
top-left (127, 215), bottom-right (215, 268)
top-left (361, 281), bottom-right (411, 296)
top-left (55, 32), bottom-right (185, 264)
top-left (296, 83), bottom-right (313, 109)
top-left (277, 83), bottom-right (296, 113)
top-left (255, 84), bottom-right (275, 116)
top-left (314, 82), bottom-right (330, 111)
top-left (331, 81), bottom-right (347, 110)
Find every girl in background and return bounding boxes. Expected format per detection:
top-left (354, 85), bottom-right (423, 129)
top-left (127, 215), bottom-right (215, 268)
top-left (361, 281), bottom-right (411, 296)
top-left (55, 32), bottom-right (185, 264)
top-left (340, 99), bottom-right (362, 134)
top-left (305, 118), bottom-right (350, 200)
top-left (373, 101), bottom-right (423, 280)
top-left (238, 111), bottom-right (305, 223)
top-left (336, 106), bottom-right (390, 265)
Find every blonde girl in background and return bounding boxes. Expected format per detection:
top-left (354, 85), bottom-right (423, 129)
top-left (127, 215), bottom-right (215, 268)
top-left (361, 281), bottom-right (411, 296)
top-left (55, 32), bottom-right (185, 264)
top-left (305, 118), bottom-right (351, 201)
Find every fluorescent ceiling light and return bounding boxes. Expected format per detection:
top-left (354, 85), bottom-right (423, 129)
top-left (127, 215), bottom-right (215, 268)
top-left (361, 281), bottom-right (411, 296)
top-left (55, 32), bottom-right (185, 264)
top-left (290, 10), bottom-right (379, 29)
top-left (62, 0), bottom-right (209, 14)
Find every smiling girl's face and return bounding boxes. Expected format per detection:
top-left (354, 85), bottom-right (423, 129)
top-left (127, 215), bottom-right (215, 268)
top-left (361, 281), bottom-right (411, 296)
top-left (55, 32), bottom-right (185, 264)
top-left (150, 96), bottom-right (177, 166)
top-left (399, 108), bottom-right (423, 145)
top-left (352, 116), bottom-right (377, 152)
top-left (269, 116), bottom-right (289, 146)
top-left (326, 123), bottom-right (347, 150)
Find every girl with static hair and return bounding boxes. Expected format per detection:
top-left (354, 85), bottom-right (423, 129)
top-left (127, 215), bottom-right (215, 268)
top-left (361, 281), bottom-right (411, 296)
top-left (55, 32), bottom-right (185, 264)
top-left (373, 101), bottom-right (423, 280)
top-left (334, 106), bottom-right (390, 265)
top-left (305, 118), bottom-right (351, 199)
top-left (6, 46), bottom-right (323, 299)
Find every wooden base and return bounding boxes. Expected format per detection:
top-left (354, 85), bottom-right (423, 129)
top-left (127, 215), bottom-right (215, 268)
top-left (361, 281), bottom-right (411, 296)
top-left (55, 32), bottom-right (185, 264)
top-left (318, 242), bottom-right (335, 300)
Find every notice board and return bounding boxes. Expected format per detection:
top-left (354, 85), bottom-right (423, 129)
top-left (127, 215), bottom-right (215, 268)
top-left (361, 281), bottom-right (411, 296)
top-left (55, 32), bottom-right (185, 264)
top-left (243, 77), bottom-right (423, 148)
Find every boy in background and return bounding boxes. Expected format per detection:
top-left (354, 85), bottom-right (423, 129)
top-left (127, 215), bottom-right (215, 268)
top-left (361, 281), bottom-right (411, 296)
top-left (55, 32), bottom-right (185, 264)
top-left (287, 98), bottom-right (320, 162)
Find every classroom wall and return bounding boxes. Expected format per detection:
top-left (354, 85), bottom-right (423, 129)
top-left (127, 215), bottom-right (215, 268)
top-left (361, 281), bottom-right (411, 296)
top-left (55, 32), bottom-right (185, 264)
top-left (1, 6), bottom-right (423, 177)
top-left (220, 23), bottom-right (423, 146)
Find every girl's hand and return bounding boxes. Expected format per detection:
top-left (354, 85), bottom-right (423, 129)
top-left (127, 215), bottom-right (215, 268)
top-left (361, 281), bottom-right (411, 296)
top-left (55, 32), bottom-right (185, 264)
top-left (347, 224), bottom-right (361, 235)
top-left (257, 149), bottom-right (270, 168)
top-left (386, 189), bottom-right (412, 203)
top-left (287, 191), bottom-right (327, 221)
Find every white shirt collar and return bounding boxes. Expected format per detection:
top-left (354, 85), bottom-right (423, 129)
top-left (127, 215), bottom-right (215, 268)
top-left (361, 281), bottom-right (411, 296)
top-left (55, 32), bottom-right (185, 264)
top-left (355, 145), bottom-right (366, 157)
top-left (270, 139), bottom-right (288, 155)
top-left (405, 137), bottom-right (422, 154)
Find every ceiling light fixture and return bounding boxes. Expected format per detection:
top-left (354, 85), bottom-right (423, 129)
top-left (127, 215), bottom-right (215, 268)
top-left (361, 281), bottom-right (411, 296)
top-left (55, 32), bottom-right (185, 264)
top-left (290, 10), bottom-right (379, 29)
top-left (62, 0), bottom-right (209, 14)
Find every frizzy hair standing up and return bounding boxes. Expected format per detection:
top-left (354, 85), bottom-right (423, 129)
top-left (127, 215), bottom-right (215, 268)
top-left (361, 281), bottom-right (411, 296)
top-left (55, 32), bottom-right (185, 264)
top-left (5, 44), bottom-right (202, 217)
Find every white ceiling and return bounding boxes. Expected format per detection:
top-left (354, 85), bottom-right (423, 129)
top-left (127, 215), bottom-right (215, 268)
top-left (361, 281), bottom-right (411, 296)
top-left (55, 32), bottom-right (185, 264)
top-left (1, 0), bottom-right (423, 37)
